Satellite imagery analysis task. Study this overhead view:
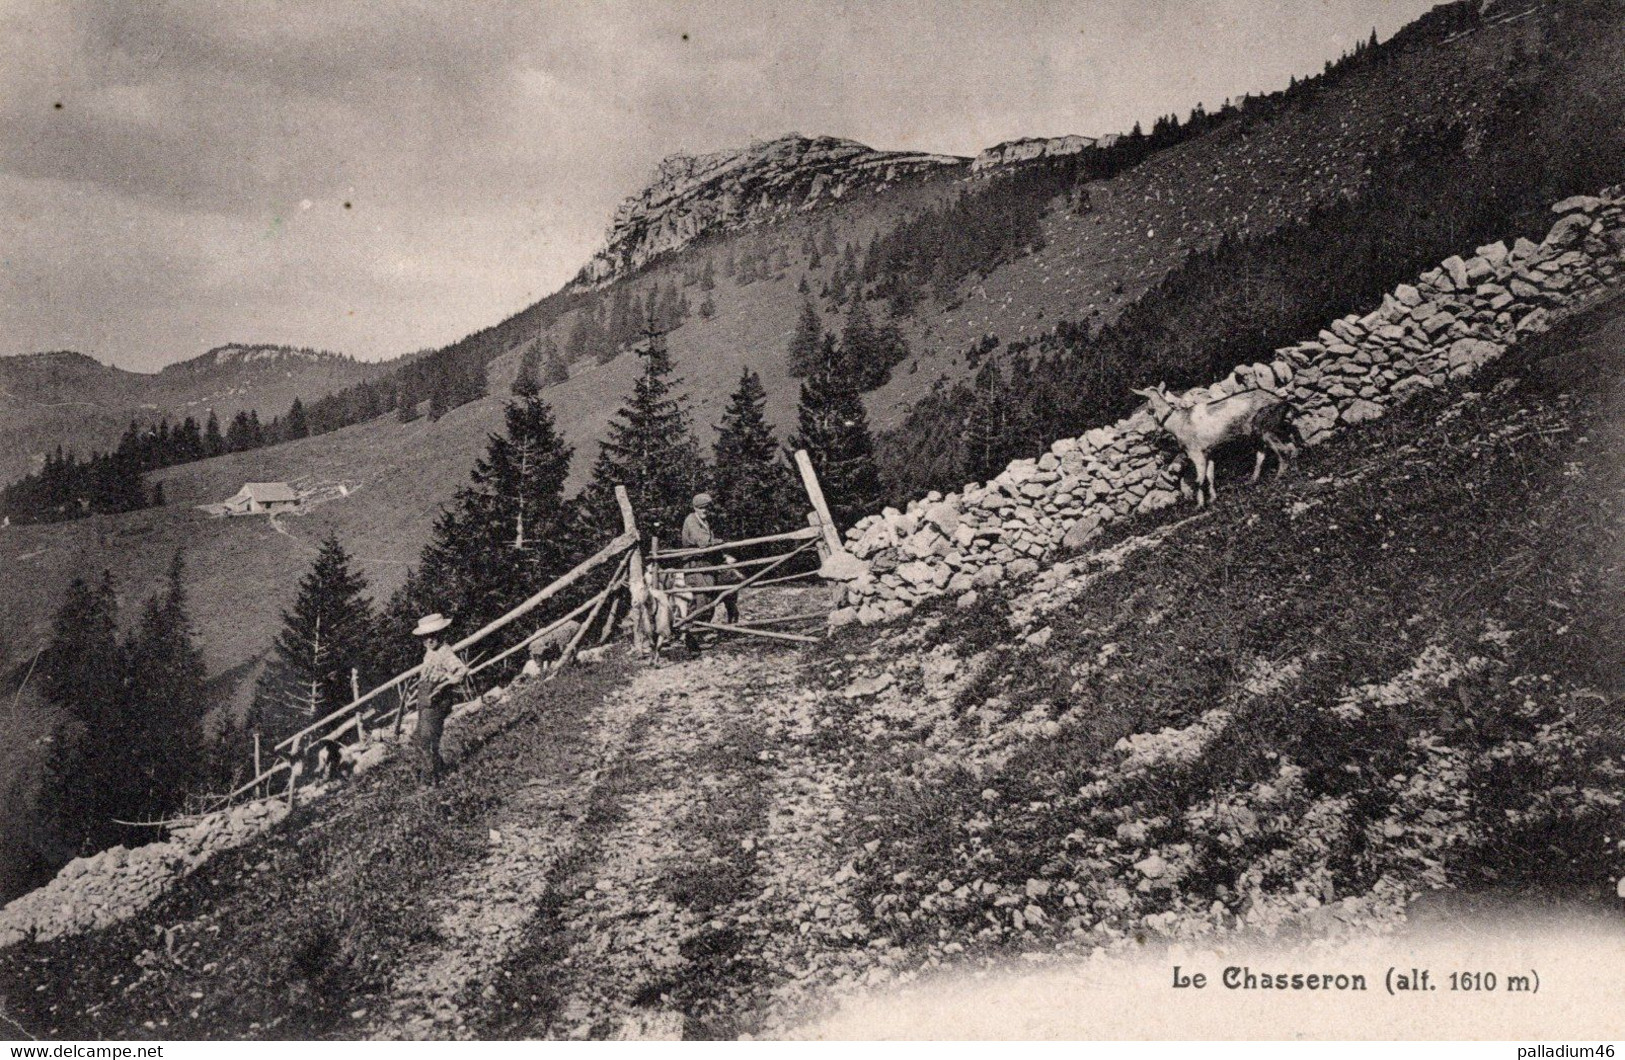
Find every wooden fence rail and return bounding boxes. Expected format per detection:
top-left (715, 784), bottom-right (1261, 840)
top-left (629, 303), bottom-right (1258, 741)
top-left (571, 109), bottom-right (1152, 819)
top-left (272, 526), bottom-right (635, 755)
top-left (207, 498), bottom-right (641, 810)
top-left (204, 459), bottom-right (856, 811)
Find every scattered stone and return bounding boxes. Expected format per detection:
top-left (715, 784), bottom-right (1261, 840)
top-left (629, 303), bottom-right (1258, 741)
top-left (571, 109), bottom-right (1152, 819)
top-left (1061, 516), bottom-right (1102, 550)
top-left (844, 672), bottom-right (895, 699)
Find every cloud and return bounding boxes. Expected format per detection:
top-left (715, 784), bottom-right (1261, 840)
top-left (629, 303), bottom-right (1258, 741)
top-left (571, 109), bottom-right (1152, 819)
top-left (0, 0), bottom-right (1439, 370)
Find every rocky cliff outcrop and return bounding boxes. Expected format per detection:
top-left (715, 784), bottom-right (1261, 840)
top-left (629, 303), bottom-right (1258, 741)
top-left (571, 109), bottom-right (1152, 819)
top-left (833, 187), bottom-right (1625, 623)
top-left (159, 344), bottom-right (352, 377)
top-left (574, 134), bottom-right (965, 286)
top-left (971, 133), bottom-right (1118, 173)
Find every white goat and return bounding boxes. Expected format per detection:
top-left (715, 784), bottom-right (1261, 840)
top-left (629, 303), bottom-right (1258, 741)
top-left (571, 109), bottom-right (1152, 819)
top-left (1132, 382), bottom-right (1298, 507)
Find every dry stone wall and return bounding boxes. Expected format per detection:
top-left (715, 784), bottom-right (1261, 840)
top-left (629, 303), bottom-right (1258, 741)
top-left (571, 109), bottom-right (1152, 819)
top-left (835, 187), bottom-right (1625, 624)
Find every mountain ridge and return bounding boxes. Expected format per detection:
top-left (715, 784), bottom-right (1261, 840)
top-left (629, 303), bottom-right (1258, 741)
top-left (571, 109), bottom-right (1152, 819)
top-left (159, 343), bottom-right (359, 377)
top-left (0, 344), bottom-right (396, 487)
top-left (572, 133), bottom-right (966, 287)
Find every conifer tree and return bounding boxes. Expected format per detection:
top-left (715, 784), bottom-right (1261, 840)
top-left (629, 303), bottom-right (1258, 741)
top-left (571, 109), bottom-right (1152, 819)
top-left (541, 348), bottom-right (569, 386)
top-left (285, 397), bottom-right (310, 440)
top-left (118, 552), bottom-right (209, 825)
top-left (204, 411), bottom-right (225, 457)
top-left (256, 534), bottom-right (375, 738)
top-left (789, 334), bottom-right (882, 532)
top-left (174, 417), bottom-right (205, 462)
top-left (711, 368), bottom-right (798, 541)
top-left (397, 388), bottom-right (422, 422)
top-left (407, 392), bottom-right (580, 650)
top-left (580, 326), bottom-right (704, 541)
top-left (786, 296), bottom-right (823, 377)
top-left (961, 357), bottom-right (1034, 482)
top-left (226, 411), bottom-right (252, 451)
top-left (428, 383), bottom-right (450, 422)
top-left (36, 572), bottom-right (125, 855)
top-left (513, 341), bottom-right (542, 398)
top-left (837, 298), bottom-right (907, 390)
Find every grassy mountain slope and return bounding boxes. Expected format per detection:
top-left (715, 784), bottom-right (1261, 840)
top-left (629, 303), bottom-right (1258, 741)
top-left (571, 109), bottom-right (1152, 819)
top-left (0, 347), bottom-right (395, 488)
top-left (4, 0), bottom-right (1591, 689)
top-left (4, 287), bottom-right (1618, 1040)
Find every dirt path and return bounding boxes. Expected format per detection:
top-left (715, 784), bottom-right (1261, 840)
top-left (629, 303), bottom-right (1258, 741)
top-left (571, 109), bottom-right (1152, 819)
top-left (359, 642), bottom-right (844, 1039)
top-left (365, 682), bottom-right (650, 1039)
top-left (388, 640), bottom-right (871, 1040)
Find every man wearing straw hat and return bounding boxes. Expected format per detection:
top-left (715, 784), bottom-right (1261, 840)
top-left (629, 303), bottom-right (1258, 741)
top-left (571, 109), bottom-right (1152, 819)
top-left (411, 612), bottom-right (468, 784)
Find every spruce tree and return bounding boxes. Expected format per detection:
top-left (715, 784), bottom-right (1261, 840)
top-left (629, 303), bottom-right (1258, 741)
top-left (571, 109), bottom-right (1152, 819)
top-left (789, 334), bottom-right (882, 533)
top-left (580, 327), bottom-right (704, 541)
top-left (712, 368), bottom-right (798, 541)
top-left (397, 391), bottom-right (422, 423)
top-left (226, 411), bottom-right (252, 451)
top-left (204, 411), bottom-right (225, 457)
top-left (119, 552), bottom-right (209, 825)
top-left (838, 298), bottom-right (906, 390)
top-left (786, 296), bottom-right (823, 378)
top-left (37, 572), bottom-right (125, 855)
top-left (285, 397), bottom-right (310, 440)
top-left (513, 341), bottom-right (542, 398)
top-left (541, 348), bottom-right (569, 386)
top-left (428, 383), bottom-right (450, 422)
top-left (257, 534), bottom-right (376, 738)
top-left (962, 358), bottom-right (1023, 482)
top-left (412, 392), bottom-right (580, 643)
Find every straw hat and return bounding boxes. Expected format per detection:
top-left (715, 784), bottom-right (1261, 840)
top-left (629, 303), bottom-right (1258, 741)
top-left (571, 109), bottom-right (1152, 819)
top-left (413, 613), bottom-right (452, 637)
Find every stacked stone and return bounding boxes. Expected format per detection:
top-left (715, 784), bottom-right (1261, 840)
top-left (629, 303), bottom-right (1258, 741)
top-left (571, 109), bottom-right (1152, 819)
top-left (837, 186), bottom-right (1625, 623)
top-left (0, 798), bottom-right (290, 949)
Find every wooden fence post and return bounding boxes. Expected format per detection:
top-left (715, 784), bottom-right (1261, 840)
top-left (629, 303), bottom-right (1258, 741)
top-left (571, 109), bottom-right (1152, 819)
top-left (615, 485), bottom-right (650, 654)
top-left (794, 449), bottom-right (846, 557)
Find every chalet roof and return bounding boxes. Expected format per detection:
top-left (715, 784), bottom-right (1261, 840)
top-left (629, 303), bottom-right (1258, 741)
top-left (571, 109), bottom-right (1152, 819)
top-left (235, 482), bottom-right (299, 503)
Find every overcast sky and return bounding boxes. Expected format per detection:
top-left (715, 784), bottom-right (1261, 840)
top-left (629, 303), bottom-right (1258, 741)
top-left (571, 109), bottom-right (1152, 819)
top-left (0, 0), bottom-right (1440, 372)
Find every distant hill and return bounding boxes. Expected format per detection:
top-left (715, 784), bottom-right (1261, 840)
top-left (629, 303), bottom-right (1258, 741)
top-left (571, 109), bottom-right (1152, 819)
top-left (0, 344), bottom-right (396, 487)
top-left (3, 0), bottom-right (1618, 698)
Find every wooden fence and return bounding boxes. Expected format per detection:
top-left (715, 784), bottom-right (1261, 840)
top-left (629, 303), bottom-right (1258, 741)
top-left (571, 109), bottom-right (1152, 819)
top-left (199, 452), bottom-right (854, 813)
top-left (207, 486), bottom-right (643, 809)
top-left (645, 449), bottom-right (846, 648)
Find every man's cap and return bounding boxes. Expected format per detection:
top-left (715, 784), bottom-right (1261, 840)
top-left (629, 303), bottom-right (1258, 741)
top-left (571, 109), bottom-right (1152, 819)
top-left (692, 492), bottom-right (713, 509)
top-left (413, 612), bottom-right (453, 636)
